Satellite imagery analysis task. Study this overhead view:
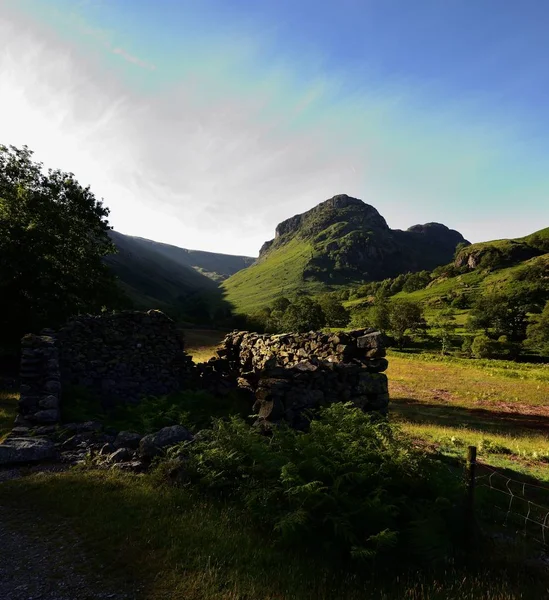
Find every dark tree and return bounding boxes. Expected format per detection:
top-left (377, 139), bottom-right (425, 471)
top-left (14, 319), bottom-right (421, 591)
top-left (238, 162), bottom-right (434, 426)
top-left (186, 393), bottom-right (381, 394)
top-left (0, 144), bottom-right (124, 347)
top-left (526, 301), bottom-right (549, 357)
top-left (468, 292), bottom-right (529, 342)
top-left (318, 294), bottom-right (350, 328)
top-left (282, 297), bottom-right (326, 333)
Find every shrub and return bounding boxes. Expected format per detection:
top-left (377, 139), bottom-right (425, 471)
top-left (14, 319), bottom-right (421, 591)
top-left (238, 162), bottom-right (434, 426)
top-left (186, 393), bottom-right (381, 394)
top-left (471, 334), bottom-right (498, 359)
top-left (174, 403), bottom-right (462, 563)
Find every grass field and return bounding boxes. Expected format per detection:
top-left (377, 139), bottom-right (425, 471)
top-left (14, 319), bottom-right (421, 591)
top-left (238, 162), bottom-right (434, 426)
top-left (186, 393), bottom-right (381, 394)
top-left (388, 352), bottom-right (549, 481)
top-left (2, 340), bottom-right (549, 597)
top-left (184, 328), bottom-right (227, 362)
top-left (0, 469), bottom-right (547, 600)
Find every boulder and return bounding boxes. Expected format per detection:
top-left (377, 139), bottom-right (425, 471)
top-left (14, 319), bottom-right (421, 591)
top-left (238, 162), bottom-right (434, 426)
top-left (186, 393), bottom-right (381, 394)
top-left (0, 437), bottom-right (56, 465)
top-left (113, 431), bottom-right (142, 450)
top-left (31, 409), bottom-right (60, 424)
top-left (139, 425), bottom-right (193, 459)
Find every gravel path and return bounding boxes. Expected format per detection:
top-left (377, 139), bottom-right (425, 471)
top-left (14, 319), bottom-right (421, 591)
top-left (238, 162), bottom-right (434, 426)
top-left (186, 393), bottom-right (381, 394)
top-left (0, 501), bottom-right (138, 600)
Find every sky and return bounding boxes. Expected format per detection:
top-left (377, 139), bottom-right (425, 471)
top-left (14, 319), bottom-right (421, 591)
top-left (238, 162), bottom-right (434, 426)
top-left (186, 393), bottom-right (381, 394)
top-left (1, 0), bottom-right (549, 257)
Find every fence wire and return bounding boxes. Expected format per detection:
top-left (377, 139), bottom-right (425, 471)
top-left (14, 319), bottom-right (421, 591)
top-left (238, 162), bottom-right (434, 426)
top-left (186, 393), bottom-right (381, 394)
top-left (475, 462), bottom-right (549, 546)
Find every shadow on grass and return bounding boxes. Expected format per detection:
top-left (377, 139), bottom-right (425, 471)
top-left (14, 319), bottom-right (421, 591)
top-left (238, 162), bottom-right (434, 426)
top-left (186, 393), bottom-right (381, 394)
top-left (391, 396), bottom-right (549, 435)
top-left (0, 470), bottom-right (547, 600)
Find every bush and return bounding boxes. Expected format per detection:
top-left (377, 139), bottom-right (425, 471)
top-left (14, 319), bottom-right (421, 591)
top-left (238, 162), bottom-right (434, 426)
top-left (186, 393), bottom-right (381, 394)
top-left (471, 334), bottom-right (498, 359)
top-left (174, 404), bottom-right (462, 563)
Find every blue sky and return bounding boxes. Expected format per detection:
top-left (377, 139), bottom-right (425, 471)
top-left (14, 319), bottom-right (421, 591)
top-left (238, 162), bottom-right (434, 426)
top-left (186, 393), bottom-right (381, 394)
top-left (1, 0), bottom-right (548, 255)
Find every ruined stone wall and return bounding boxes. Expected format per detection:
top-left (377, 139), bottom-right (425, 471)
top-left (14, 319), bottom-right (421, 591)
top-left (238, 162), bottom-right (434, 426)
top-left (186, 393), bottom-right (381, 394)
top-left (15, 313), bottom-right (389, 435)
top-left (202, 328), bottom-right (390, 428)
top-left (17, 331), bottom-right (62, 427)
top-left (56, 310), bottom-right (194, 405)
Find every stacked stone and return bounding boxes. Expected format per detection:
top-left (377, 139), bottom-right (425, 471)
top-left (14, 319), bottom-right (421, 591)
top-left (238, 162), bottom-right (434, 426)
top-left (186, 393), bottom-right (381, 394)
top-left (207, 328), bottom-right (390, 429)
top-left (17, 331), bottom-right (61, 427)
top-left (213, 328), bottom-right (387, 373)
top-left (56, 309), bottom-right (195, 405)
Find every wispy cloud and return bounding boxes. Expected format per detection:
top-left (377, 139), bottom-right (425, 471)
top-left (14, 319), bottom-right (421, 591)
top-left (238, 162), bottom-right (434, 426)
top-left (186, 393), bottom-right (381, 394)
top-left (0, 1), bottom-right (548, 257)
top-left (111, 46), bottom-right (156, 70)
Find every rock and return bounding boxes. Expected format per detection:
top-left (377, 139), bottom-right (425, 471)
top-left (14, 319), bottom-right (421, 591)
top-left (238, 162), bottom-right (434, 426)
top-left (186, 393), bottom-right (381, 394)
top-left (31, 409), bottom-right (60, 424)
top-left (356, 331), bottom-right (384, 351)
top-left (113, 431), bottom-right (142, 450)
top-left (108, 448), bottom-right (132, 463)
top-left (38, 395), bottom-right (59, 409)
top-left (139, 425), bottom-right (193, 459)
top-left (0, 438), bottom-right (56, 465)
top-left (99, 443), bottom-right (115, 455)
top-left (9, 427), bottom-right (30, 437)
top-left (111, 460), bottom-right (146, 473)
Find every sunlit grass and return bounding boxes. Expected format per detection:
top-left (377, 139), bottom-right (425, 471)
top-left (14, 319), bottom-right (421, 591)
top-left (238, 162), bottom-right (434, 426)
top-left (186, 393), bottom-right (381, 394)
top-left (184, 329), bottom-right (226, 362)
top-left (400, 421), bottom-right (549, 482)
top-left (388, 352), bottom-right (549, 482)
top-left (388, 352), bottom-right (549, 408)
top-left (223, 238), bottom-right (328, 313)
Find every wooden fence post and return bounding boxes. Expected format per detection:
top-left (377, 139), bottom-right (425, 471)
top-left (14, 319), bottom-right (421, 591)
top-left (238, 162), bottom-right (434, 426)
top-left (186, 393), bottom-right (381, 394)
top-left (465, 445), bottom-right (477, 550)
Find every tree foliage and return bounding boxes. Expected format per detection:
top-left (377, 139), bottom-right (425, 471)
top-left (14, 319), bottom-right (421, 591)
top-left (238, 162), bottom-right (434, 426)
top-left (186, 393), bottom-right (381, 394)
top-left (526, 301), bottom-right (549, 357)
top-left (318, 294), bottom-right (350, 328)
top-left (388, 299), bottom-right (426, 348)
top-left (468, 292), bottom-right (529, 343)
top-left (282, 297), bottom-right (326, 332)
top-left (0, 144), bottom-right (125, 346)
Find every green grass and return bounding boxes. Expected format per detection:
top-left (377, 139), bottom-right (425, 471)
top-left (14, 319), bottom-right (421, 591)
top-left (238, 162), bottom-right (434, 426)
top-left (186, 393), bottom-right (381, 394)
top-left (0, 389), bottom-right (18, 441)
top-left (0, 469), bottom-right (547, 599)
top-left (387, 352), bottom-right (549, 480)
top-left (184, 328), bottom-right (227, 362)
top-left (222, 238), bottom-right (328, 313)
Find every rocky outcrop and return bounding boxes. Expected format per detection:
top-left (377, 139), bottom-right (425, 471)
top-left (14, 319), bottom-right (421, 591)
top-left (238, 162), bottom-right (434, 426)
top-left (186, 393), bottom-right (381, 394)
top-left (254, 194), bottom-right (469, 281)
top-left (454, 241), bottom-right (541, 271)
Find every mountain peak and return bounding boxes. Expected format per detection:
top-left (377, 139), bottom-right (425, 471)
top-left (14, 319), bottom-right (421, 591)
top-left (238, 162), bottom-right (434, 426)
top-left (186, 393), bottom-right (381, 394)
top-left (273, 194), bottom-right (388, 242)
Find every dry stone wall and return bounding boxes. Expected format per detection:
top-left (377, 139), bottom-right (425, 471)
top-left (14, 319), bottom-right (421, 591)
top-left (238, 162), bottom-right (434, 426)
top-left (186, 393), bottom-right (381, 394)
top-left (17, 331), bottom-right (61, 427)
top-left (203, 328), bottom-right (390, 429)
top-left (56, 310), bottom-right (195, 405)
top-left (13, 312), bottom-right (390, 440)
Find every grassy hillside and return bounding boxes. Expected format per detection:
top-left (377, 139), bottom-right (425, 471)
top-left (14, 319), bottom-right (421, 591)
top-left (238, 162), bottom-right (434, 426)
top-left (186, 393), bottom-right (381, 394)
top-left (344, 225), bottom-right (549, 332)
top-left (224, 195), bottom-right (468, 314)
top-left (222, 238), bottom-right (329, 313)
top-left (119, 234), bottom-right (254, 282)
top-left (106, 231), bottom-right (230, 322)
top-left (389, 253), bottom-right (549, 309)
